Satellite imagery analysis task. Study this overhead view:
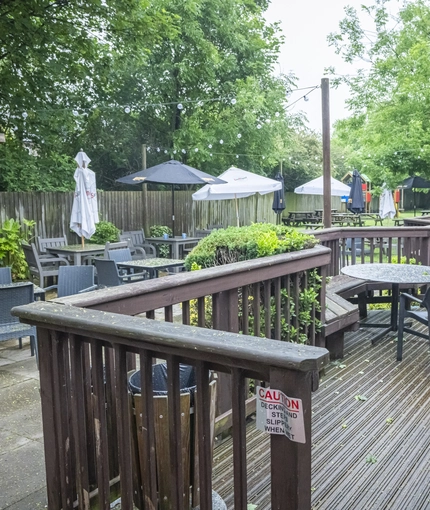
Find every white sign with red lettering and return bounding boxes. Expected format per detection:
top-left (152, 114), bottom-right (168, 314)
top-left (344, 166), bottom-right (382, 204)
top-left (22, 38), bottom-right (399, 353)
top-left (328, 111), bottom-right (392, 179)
top-left (256, 386), bottom-right (306, 443)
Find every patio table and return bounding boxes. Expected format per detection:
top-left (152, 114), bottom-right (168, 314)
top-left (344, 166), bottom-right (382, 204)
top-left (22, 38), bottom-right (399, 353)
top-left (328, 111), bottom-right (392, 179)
top-left (146, 236), bottom-right (200, 259)
top-left (341, 263), bottom-right (430, 344)
top-left (46, 244), bottom-right (105, 266)
top-left (117, 258), bottom-right (185, 279)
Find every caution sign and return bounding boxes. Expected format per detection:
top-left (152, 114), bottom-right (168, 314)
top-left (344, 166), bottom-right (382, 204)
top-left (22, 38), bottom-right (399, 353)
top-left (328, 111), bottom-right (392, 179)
top-left (256, 386), bottom-right (306, 443)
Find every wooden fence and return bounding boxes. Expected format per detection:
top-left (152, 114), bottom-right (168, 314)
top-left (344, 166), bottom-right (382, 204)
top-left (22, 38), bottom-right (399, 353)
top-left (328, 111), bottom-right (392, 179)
top-left (2, 189), bottom-right (413, 241)
top-left (0, 191), bottom-right (283, 240)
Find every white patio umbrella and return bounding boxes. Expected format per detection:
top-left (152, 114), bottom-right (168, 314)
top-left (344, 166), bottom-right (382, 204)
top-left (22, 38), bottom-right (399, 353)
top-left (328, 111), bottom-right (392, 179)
top-left (192, 167), bottom-right (282, 226)
top-left (379, 187), bottom-right (396, 219)
top-left (70, 150), bottom-right (99, 246)
top-left (294, 175), bottom-right (351, 196)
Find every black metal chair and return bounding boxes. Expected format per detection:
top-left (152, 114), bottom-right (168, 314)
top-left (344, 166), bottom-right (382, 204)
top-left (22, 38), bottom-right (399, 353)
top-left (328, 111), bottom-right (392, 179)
top-left (44, 266), bottom-right (97, 298)
top-left (0, 282), bottom-right (38, 358)
top-left (397, 287), bottom-right (430, 361)
top-left (94, 259), bottom-right (146, 287)
top-left (0, 267), bottom-right (12, 284)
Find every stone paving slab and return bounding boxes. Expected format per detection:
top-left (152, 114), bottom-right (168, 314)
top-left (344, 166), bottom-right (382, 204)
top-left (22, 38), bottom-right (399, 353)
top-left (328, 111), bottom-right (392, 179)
top-left (0, 341), bottom-right (46, 510)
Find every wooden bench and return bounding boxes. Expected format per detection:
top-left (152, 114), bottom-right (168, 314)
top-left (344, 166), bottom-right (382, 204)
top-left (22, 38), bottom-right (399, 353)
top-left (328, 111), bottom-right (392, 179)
top-left (323, 274), bottom-right (421, 359)
top-left (323, 275), bottom-right (366, 359)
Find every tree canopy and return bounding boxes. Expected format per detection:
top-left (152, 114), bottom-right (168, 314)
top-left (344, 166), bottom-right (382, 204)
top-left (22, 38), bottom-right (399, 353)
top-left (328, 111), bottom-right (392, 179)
top-left (0, 0), bottom-right (306, 191)
top-left (328, 0), bottom-right (430, 188)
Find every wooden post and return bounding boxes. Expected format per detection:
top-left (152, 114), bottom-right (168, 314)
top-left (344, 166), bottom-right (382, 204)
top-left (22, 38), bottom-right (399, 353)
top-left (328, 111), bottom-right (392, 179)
top-left (141, 144), bottom-right (150, 235)
top-left (321, 78), bottom-right (332, 229)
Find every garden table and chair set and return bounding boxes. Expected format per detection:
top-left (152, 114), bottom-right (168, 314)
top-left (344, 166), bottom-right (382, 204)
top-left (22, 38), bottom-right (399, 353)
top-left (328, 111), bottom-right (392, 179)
top-left (1, 228), bottom-right (205, 360)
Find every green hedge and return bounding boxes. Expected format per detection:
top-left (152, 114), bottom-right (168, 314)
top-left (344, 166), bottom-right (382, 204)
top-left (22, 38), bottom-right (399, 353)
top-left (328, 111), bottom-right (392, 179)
top-left (184, 223), bottom-right (318, 270)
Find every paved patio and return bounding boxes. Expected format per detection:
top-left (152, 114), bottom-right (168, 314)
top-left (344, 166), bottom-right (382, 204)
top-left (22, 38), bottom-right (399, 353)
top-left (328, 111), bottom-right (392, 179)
top-left (0, 338), bottom-right (46, 510)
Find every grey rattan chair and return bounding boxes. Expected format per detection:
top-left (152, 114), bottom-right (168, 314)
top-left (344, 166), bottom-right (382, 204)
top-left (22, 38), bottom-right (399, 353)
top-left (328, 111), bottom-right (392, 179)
top-left (94, 259), bottom-right (146, 287)
top-left (0, 267), bottom-right (12, 284)
top-left (22, 242), bottom-right (69, 288)
top-left (44, 266), bottom-right (97, 298)
top-left (0, 282), bottom-right (37, 358)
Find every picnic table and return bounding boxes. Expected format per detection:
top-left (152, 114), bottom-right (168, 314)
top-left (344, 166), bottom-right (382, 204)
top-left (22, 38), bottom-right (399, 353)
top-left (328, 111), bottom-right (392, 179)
top-left (421, 210), bottom-right (430, 216)
top-left (314, 208), bottom-right (337, 218)
top-left (282, 211), bottom-right (319, 227)
top-left (331, 213), bottom-right (359, 226)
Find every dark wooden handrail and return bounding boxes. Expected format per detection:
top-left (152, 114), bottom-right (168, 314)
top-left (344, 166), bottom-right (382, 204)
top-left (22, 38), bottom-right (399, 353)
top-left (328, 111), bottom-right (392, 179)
top-left (13, 301), bottom-right (329, 510)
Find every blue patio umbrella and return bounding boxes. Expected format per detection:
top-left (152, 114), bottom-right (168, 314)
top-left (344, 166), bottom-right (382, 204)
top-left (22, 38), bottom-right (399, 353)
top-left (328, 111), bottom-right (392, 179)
top-left (272, 173), bottom-right (285, 224)
top-left (347, 170), bottom-right (365, 214)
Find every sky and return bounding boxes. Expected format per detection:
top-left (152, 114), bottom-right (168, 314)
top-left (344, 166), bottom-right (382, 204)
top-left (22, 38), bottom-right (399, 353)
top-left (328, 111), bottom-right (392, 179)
top-left (265, 0), bottom-right (369, 132)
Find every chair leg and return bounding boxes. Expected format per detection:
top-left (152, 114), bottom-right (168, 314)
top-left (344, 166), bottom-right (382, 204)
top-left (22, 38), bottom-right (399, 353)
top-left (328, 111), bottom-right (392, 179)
top-left (397, 308), bottom-right (406, 362)
top-left (19, 338), bottom-right (22, 350)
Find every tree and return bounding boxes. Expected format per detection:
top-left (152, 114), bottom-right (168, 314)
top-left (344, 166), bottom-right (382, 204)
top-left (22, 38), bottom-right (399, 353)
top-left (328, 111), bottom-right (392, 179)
top-left (1, 0), bottom-right (303, 190)
top-left (328, 0), bottom-right (430, 186)
top-left (81, 0), bottom-right (301, 188)
top-left (0, 0), bottom-right (176, 190)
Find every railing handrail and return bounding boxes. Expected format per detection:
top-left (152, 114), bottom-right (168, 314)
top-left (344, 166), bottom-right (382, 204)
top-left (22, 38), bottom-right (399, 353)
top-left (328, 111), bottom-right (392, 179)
top-left (56, 245), bottom-right (331, 313)
top-left (13, 302), bottom-right (329, 374)
top-left (312, 225), bottom-right (430, 241)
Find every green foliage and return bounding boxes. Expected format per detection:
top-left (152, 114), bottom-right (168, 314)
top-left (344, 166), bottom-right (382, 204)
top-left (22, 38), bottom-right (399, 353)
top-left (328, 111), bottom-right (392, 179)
top-left (90, 221), bottom-right (120, 244)
top-left (149, 225), bottom-right (173, 258)
top-left (328, 0), bottom-right (430, 186)
top-left (184, 223), bottom-right (318, 270)
top-left (0, 218), bottom-right (35, 280)
top-left (187, 224), bottom-right (321, 344)
top-left (0, 0), bottom-right (304, 191)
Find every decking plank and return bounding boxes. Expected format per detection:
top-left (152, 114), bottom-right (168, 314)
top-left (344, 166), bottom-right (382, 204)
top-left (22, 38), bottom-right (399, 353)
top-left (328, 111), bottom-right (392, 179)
top-left (212, 311), bottom-right (430, 509)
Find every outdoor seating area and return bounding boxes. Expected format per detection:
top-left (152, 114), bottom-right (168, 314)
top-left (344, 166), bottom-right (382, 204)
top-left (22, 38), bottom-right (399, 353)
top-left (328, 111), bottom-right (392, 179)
top-left (4, 222), bottom-right (430, 510)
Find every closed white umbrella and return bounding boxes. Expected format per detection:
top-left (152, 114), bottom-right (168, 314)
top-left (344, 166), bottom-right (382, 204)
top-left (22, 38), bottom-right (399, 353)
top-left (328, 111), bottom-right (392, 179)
top-left (294, 175), bottom-right (351, 196)
top-left (379, 187), bottom-right (396, 219)
top-left (70, 150), bottom-right (99, 246)
top-left (192, 167), bottom-right (282, 226)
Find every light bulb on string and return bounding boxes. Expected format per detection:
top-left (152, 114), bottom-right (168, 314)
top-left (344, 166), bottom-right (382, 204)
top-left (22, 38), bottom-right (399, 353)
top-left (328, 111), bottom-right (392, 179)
top-left (275, 112), bottom-right (280, 117)
top-left (124, 106), bottom-right (131, 113)
top-left (257, 124), bottom-right (262, 129)
top-left (219, 139), bottom-right (223, 144)
top-left (208, 144), bottom-right (212, 149)
top-left (177, 103), bottom-right (183, 110)
top-left (303, 96), bottom-right (309, 102)
top-left (73, 110), bottom-right (79, 116)
top-left (231, 98), bottom-right (237, 105)
top-left (237, 133), bottom-right (242, 139)
top-left (22, 112), bottom-right (28, 119)
top-left (194, 148), bottom-right (198, 152)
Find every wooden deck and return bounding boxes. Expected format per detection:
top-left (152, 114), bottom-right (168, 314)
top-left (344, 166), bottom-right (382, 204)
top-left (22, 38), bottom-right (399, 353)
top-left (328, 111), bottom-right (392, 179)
top-left (213, 310), bottom-right (430, 509)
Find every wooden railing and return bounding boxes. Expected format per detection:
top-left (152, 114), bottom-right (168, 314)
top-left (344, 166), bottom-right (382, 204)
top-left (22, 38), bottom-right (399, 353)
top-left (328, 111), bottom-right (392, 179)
top-left (14, 301), bottom-right (329, 510)
top-left (14, 228), bottom-right (430, 509)
top-left (59, 245), bottom-right (332, 417)
top-left (313, 226), bottom-right (430, 276)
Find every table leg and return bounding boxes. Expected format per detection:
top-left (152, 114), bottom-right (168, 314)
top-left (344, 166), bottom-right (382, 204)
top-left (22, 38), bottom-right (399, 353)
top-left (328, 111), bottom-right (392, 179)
top-left (75, 253), bottom-right (82, 266)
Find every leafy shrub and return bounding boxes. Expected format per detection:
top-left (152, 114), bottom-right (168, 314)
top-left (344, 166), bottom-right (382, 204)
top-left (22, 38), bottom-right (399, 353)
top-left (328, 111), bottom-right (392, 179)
top-left (0, 218), bottom-right (35, 280)
top-left (149, 225), bottom-right (173, 258)
top-left (186, 223), bottom-right (321, 344)
top-left (184, 223), bottom-right (318, 270)
top-left (90, 220), bottom-right (120, 244)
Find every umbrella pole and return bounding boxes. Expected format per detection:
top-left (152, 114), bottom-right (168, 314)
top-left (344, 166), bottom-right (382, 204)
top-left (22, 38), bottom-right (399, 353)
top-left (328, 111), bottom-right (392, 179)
top-left (172, 185), bottom-right (175, 236)
top-left (235, 194), bottom-right (239, 227)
